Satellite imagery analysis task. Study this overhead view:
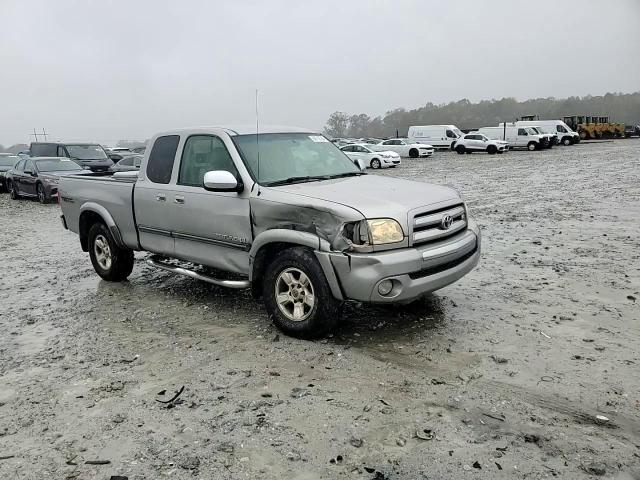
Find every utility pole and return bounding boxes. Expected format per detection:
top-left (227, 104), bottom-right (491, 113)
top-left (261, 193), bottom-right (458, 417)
top-left (32, 128), bottom-right (39, 141)
top-left (42, 128), bottom-right (48, 141)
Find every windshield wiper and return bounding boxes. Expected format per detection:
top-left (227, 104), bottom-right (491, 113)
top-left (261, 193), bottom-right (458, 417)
top-left (326, 171), bottom-right (367, 179)
top-left (265, 175), bottom-right (330, 187)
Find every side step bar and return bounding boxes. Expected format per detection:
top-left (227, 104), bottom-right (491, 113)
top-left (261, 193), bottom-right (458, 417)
top-left (146, 255), bottom-right (250, 289)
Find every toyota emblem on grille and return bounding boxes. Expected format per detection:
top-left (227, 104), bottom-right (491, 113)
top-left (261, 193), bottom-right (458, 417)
top-left (441, 215), bottom-right (453, 230)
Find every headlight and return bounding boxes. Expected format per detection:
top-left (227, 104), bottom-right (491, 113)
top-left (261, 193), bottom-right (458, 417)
top-left (367, 218), bottom-right (404, 244)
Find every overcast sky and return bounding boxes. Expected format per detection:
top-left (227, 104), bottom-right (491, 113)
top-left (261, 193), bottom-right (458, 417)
top-left (1, 0), bottom-right (639, 146)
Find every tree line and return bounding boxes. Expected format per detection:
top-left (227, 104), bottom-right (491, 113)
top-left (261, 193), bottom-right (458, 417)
top-left (323, 92), bottom-right (640, 138)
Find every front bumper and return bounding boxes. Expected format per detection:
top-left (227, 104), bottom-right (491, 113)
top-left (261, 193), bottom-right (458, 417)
top-left (325, 219), bottom-right (481, 303)
top-left (419, 149), bottom-right (434, 157)
top-left (382, 157), bottom-right (401, 166)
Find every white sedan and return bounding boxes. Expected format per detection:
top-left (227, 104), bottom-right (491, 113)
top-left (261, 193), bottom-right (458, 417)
top-left (370, 138), bottom-right (434, 158)
top-left (340, 144), bottom-right (401, 169)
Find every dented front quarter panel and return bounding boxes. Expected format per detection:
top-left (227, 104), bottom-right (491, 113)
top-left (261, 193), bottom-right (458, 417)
top-left (250, 186), bottom-right (365, 252)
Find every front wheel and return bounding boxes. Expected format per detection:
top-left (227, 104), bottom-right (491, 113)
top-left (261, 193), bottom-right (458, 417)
top-left (455, 145), bottom-right (466, 155)
top-left (8, 181), bottom-right (19, 200)
top-left (263, 247), bottom-right (340, 338)
top-left (88, 222), bottom-right (134, 281)
top-left (370, 158), bottom-right (381, 169)
top-left (487, 145), bottom-right (497, 155)
top-left (36, 183), bottom-right (49, 204)
top-left (408, 148), bottom-right (418, 158)
top-left (527, 142), bottom-right (537, 151)
top-left (562, 137), bottom-right (572, 146)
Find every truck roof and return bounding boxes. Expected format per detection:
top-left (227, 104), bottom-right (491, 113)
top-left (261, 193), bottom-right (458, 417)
top-left (153, 125), bottom-right (315, 136)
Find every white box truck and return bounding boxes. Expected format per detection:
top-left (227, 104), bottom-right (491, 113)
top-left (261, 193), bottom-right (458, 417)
top-left (407, 125), bottom-right (464, 149)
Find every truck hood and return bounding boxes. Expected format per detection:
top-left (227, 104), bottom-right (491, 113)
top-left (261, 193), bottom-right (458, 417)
top-left (268, 174), bottom-right (460, 220)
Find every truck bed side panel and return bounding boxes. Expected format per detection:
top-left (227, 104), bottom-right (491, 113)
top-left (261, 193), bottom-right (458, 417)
top-left (59, 176), bottom-right (139, 249)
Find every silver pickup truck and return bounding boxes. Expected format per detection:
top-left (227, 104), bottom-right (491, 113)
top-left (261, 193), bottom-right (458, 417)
top-left (59, 126), bottom-right (481, 337)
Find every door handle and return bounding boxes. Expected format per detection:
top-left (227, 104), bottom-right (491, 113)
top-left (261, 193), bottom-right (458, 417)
top-left (156, 194), bottom-right (166, 202)
top-left (174, 196), bottom-right (185, 204)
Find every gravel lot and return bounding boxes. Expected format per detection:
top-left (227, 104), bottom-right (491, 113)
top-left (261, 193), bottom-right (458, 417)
top-left (1, 140), bottom-right (639, 479)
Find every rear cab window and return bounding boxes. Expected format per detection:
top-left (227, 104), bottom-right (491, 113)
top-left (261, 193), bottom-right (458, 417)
top-left (146, 135), bottom-right (180, 184)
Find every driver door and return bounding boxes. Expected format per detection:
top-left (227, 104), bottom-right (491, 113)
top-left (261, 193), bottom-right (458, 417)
top-left (22, 159), bottom-right (38, 196)
top-left (171, 134), bottom-right (252, 275)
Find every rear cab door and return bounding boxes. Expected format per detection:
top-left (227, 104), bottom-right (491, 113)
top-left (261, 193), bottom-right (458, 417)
top-left (134, 134), bottom-right (181, 256)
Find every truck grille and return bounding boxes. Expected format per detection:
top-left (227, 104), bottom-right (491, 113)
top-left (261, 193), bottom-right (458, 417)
top-left (411, 204), bottom-right (466, 246)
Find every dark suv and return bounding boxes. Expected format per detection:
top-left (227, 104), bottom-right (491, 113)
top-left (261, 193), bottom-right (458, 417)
top-left (30, 142), bottom-right (113, 172)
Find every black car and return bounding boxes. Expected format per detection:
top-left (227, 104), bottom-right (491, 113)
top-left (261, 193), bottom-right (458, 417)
top-left (30, 142), bottom-right (114, 172)
top-left (624, 124), bottom-right (640, 138)
top-left (6, 156), bottom-right (85, 203)
top-left (0, 154), bottom-right (20, 192)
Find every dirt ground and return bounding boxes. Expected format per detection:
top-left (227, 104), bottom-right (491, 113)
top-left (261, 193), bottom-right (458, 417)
top-left (1, 140), bottom-right (639, 479)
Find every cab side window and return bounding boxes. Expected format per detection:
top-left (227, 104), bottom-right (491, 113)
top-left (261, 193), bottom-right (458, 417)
top-left (24, 159), bottom-right (36, 173)
top-left (178, 135), bottom-right (238, 187)
top-left (557, 125), bottom-right (567, 133)
top-left (146, 135), bottom-right (180, 184)
top-left (518, 128), bottom-right (527, 136)
top-left (446, 130), bottom-right (456, 138)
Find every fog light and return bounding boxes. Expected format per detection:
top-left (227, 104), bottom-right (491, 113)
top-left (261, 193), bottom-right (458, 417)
top-left (378, 280), bottom-right (393, 296)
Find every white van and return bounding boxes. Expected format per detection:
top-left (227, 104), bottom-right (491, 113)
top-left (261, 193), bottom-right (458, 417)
top-left (407, 125), bottom-right (464, 149)
top-left (499, 120), bottom-right (579, 146)
top-left (477, 126), bottom-right (545, 151)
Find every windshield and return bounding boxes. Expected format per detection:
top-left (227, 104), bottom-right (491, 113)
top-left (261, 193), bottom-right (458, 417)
top-left (232, 133), bottom-right (360, 185)
top-left (66, 144), bottom-right (108, 160)
top-left (453, 128), bottom-right (463, 137)
top-left (525, 127), bottom-right (539, 135)
top-left (36, 158), bottom-right (82, 172)
top-left (0, 156), bottom-right (19, 166)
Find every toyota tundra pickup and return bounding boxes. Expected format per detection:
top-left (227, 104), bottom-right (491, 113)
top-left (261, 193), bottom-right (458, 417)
top-left (59, 126), bottom-right (481, 338)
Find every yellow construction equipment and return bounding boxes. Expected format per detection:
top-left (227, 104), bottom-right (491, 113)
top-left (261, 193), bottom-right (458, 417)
top-left (563, 115), bottom-right (624, 139)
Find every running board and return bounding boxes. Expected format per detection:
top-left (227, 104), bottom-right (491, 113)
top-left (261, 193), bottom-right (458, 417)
top-left (146, 255), bottom-right (250, 289)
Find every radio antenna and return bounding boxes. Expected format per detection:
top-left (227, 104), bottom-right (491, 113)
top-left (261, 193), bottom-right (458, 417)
top-left (255, 89), bottom-right (260, 181)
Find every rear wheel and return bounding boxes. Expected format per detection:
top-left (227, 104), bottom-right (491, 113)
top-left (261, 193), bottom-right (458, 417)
top-left (370, 158), bottom-right (381, 169)
top-left (409, 148), bottom-right (418, 158)
top-left (455, 145), bottom-right (466, 155)
top-left (263, 247), bottom-right (340, 338)
top-left (88, 222), bottom-right (134, 281)
top-left (36, 183), bottom-right (48, 204)
top-left (8, 180), bottom-right (19, 200)
top-left (527, 142), bottom-right (537, 151)
top-left (487, 145), bottom-right (497, 155)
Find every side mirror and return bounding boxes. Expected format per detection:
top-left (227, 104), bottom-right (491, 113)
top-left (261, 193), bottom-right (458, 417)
top-left (353, 159), bottom-right (367, 171)
top-left (25, 170), bottom-right (35, 176)
top-left (203, 170), bottom-right (242, 192)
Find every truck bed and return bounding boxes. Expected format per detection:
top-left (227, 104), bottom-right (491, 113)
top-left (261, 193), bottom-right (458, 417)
top-left (59, 173), bottom-right (140, 250)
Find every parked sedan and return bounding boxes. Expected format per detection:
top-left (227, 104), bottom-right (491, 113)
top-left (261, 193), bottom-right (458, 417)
top-left (7, 156), bottom-right (85, 203)
top-left (0, 154), bottom-right (20, 192)
top-left (111, 154), bottom-right (143, 172)
top-left (340, 143), bottom-right (401, 169)
top-left (370, 138), bottom-right (434, 158)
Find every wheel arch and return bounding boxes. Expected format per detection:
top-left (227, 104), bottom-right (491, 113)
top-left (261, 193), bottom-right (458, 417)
top-left (249, 229), bottom-right (343, 300)
top-left (79, 202), bottom-right (125, 252)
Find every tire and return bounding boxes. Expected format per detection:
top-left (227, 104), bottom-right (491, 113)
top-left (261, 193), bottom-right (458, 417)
top-left (263, 247), bottom-right (340, 338)
top-left (497, 150), bottom-right (504, 154)
top-left (527, 142), bottom-right (537, 151)
top-left (408, 148), bottom-right (418, 158)
top-left (88, 222), bottom-right (134, 281)
top-left (455, 145), bottom-right (466, 155)
top-left (370, 158), bottom-right (381, 169)
top-left (562, 137), bottom-right (571, 146)
top-left (487, 145), bottom-right (497, 155)
top-left (8, 180), bottom-right (19, 200)
top-left (36, 183), bottom-right (49, 204)
top-left (465, 151), bottom-right (473, 154)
